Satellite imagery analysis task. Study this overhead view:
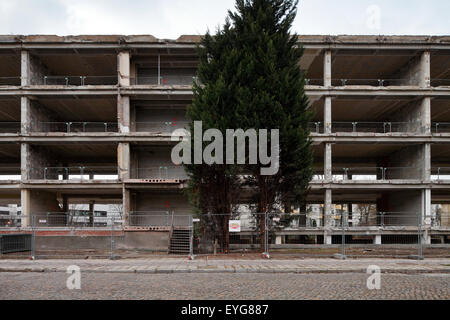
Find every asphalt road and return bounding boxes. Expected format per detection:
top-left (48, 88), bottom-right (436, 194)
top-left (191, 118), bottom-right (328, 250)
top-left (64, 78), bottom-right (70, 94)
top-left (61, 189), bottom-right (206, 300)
top-left (0, 272), bottom-right (449, 300)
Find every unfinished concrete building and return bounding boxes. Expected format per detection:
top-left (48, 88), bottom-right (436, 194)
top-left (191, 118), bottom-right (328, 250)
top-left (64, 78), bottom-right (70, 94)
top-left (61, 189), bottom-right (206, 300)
top-left (0, 34), bottom-right (449, 252)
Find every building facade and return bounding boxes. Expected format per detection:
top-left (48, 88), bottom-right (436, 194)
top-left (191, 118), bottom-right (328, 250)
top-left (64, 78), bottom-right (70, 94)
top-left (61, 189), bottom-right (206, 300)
top-left (0, 34), bottom-right (449, 248)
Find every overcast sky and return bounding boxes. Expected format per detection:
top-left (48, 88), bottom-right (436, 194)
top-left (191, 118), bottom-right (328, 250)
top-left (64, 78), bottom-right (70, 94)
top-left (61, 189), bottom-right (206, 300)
top-left (0, 0), bottom-right (448, 38)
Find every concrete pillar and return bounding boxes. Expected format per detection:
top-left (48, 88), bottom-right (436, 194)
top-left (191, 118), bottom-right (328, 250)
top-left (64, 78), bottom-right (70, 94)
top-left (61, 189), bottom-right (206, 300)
top-left (373, 234), bottom-right (382, 245)
top-left (324, 234), bottom-right (332, 245)
top-left (21, 51), bottom-right (30, 86)
top-left (422, 189), bottom-right (432, 226)
top-left (118, 95), bottom-right (130, 133)
top-left (324, 189), bottom-right (332, 227)
top-left (420, 97), bottom-right (431, 134)
top-left (118, 143), bottom-right (130, 180)
top-left (20, 189), bottom-right (31, 227)
top-left (423, 143), bottom-right (431, 181)
top-left (324, 143), bottom-right (332, 181)
top-left (21, 143), bottom-right (30, 180)
top-left (324, 97), bottom-right (332, 133)
top-left (421, 51), bottom-right (431, 88)
top-left (89, 201), bottom-right (95, 226)
top-left (122, 188), bottom-right (131, 226)
top-left (275, 235), bottom-right (282, 245)
top-left (20, 97), bottom-right (31, 134)
top-left (118, 51), bottom-right (130, 86)
top-left (323, 50), bottom-right (331, 87)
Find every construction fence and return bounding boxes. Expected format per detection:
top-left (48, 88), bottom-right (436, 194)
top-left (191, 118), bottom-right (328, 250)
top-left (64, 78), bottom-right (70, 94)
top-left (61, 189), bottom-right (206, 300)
top-left (0, 211), bottom-right (449, 259)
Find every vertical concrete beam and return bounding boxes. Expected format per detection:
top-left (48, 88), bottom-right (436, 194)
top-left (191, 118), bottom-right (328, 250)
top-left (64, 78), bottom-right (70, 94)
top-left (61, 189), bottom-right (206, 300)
top-left (324, 97), bottom-right (332, 133)
top-left (21, 143), bottom-right (30, 180)
top-left (420, 97), bottom-right (431, 134)
top-left (21, 97), bottom-right (31, 134)
top-left (422, 188), bottom-right (431, 226)
top-left (118, 143), bottom-right (130, 180)
top-left (118, 95), bottom-right (130, 133)
top-left (324, 189), bottom-right (332, 227)
top-left (21, 51), bottom-right (30, 86)
top-left (423, 143), bottom-right (431, 181)
top-left (20, 189), bottom-right (30, 227)
top-left (323, 50), bottom-right (332, 87)
top-left (324, 143), bottom-right (332, 180)
top-left (122, 187), bottom-right (131, 226)
top-left (118, 51), bottom-right (130, 86)
top-left (421, 51), bottom-right (431, 88)
top-left (373, 235), bottom-right (382, 245)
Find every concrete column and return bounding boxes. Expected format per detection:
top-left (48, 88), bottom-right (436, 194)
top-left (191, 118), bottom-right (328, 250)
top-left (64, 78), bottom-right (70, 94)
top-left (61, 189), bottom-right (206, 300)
top-left (21, 97), bottom-right (31, 134)
top-left (122, 188), bottom-right (131, 226)
top-left (420, 97), bottom-right (431, 134)
top-left (89, 201), bottom-right (95, 226)
top-left (324, 189), bottom-right (332, 227)
top-left (20, 189), bottom-right (31, 227)
top-left (21, 51), bottom-right (30, 86)
top-left (422, 189), bottom-right (431, 226)
top-left (275, 235), bottom-right (282, 245)
top-left (118, 143), bottom-right (130, 180)
top-left (323, 50), bottom-right (331, 87)
top-left (21, 143), bottom-right (30, 180)
top-left (324, 143), bottom-right (332, 180)
top-left (324, 234), bottom-right (332, 245)
top-left (423, 143), bottom-right (431, 181)
top-left (118, 51), bottom-right (130, 86)
top-left (324, 97), bottom-right (332, 133)
top-left (373, 234), bottom-right (382, 245)
top-left (421, 51), bottom-right (431, 88)
top-left (118, 95), bottom-right (130, 133)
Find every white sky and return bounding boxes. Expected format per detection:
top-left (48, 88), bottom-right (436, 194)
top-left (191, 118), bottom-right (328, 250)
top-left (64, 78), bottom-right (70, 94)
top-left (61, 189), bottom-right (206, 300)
top-left (0, 0), bottom-right (448, 38)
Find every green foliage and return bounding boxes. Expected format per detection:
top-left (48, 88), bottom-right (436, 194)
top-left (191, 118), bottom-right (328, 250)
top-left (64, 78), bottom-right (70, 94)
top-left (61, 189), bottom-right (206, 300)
top-left (185, 0), bottom-right (313, 249)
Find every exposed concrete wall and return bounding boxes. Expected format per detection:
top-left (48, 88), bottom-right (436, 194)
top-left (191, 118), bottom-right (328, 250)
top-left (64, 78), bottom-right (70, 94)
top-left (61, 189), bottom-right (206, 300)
top-left (323, 50), bottom-right (331, 87)
top-left (324, 143), bottom-right (332, 180)
top-left (377, 190), bottom-right (421, 226)
top-left (118, 95), bottom-right (130, 133)
top-left (118, 143), bottom-right (130, 180)
top-left (118, 51), bottom-right (130, 86)
top-left (29, 190), bottom-right (63, 216)
top-left (23, 145), bottom-right (55, 179)
top-left (34, 231), bottom-right (169, 252)
top-left (134, 193), bottom-right (190, 215)
top-left (395, 51), bottom-right (430, 87)
top-left (324, 97), bottom-right (332, 134)
top-left (21, 52), bottom-right (49, 85)
top-left (383, 144), bottom-right (428, 180)
top-left (391, 98), bottom-right (431, 133)
top-left (135, 108), bottom-right (187, 132)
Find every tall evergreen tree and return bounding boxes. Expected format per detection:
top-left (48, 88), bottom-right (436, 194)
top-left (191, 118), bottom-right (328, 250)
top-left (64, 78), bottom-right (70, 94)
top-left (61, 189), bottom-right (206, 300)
top-left (186, 0), bottom-right (313, 251)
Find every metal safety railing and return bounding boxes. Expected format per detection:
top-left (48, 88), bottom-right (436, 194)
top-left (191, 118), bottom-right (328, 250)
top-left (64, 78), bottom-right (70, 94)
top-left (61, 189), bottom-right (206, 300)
top-left (309, 121), bottom-right (423, 134)
top-left (331, 166), bottom-right (422, 181)
top-left (37, 122), bottom-right (118, 133)
top-left (432, 122), bottom-right (450, 134)
top-left (131, 75), bottom-right (199, 86)
top-left (431, 167), bottom-right (450, 181)
top-left (29, 166), bottom-right (119, 181)
top-left (134, 121), bottom-right (189, 133)
top-left (134, 166), bottom-right (188, 180)
top-left (42, 75), bottom-right (117, 86)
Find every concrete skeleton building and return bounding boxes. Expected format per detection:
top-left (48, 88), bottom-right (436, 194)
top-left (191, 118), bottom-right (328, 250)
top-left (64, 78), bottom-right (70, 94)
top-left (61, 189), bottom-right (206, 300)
top-left (0, 34), bottom-right (449, 249)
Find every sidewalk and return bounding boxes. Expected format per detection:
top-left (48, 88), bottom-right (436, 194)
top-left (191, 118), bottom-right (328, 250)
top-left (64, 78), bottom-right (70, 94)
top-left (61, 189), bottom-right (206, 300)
top-left (0, 258), bottom-right (449, 274)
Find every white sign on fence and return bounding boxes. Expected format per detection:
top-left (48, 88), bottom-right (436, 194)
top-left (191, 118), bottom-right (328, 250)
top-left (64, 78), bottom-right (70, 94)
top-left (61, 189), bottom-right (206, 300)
top-left (229, 220), bottom-right (241, 233)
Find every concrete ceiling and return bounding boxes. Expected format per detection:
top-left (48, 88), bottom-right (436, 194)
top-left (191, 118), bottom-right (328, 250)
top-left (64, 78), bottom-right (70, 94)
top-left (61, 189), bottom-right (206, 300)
top-left (34, 144), bottom-right (117, 164)
top-left (0, 97), bottom-right (20, 121)
top-left (331, 96), bottom-right (417, 121)
top-left (431, 53), bottom-right (450, 80)
top-left (331, 50), bottom-right (418, 80)
top-left (0, 54), bottom-right (20, 78)
top-left (35, 96), bottom-right (117, 121)
top-left (0, 144), bottom-right (20, 162)
top-left (36, 53), bottom-right (116, 76)
top-left (431, 97), bottom-right (450, 121)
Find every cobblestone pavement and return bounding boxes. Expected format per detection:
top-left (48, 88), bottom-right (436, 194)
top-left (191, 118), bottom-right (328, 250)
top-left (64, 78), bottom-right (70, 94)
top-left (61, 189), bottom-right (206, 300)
top-left (0, 258), bottom-right (449, 274)
top-left (0, 272), bottom-right (449, 300)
